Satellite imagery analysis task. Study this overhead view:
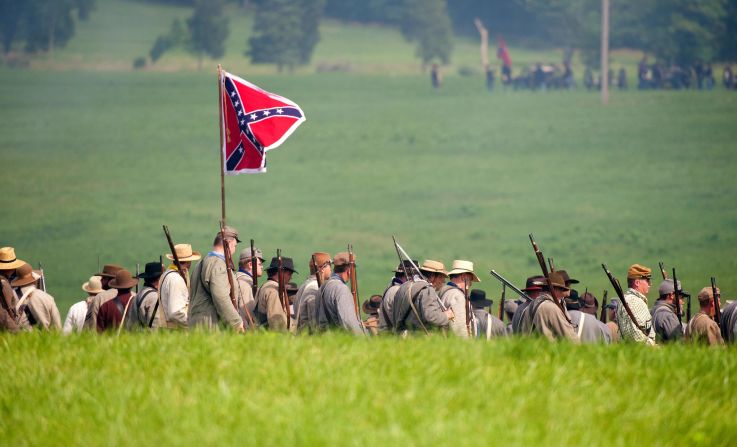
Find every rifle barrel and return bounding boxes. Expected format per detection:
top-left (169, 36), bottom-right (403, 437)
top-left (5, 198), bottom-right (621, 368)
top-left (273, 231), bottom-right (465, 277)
top-left (489, 270), bottom-right (531, 301)
top-left (711, 277), bottom-right (721, 325)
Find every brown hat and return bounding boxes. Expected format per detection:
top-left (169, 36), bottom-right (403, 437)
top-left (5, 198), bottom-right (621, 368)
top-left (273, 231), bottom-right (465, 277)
top-left (309, 252), bottom-right (332, 274)
top-left (166, 244), bottom-right (202, 262)
top-left (220, 225), bottom-right (241, 243)
top-left (108, 269), bottom-right (138, 290)
top-left (627, 264), bottom-right (652, 280)
top-left (557, 270), bottom-right (579, 285)
top-left (418, 259), bottom-right (448, 277)
top-left (362, 295), bottom-right (382, 314)
top-left (10, 263), bottom-right (40, 287)
top-left (547, 272), bottom-right (569, 291)
top-left (333, 252), bottom-right (352, 267)
top-left (697, 287), bottom-right (719, 305)
top-left (0, 247), bottom-right (26, 271)
top-left (522, 275), bottom-right (546, 292)
top-left (82, 276), bottom-right (104, 294)
top-left (98, 264), bottom-right (124, 278)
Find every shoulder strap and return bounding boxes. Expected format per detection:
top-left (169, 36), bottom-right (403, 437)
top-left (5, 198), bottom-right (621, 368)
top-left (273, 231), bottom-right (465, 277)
top-left (577, 313), bottom-right (586, 338)
top-left (136, 289), bottom-right (156, 313)
top-left (113, 296), bottom-right (125, 316)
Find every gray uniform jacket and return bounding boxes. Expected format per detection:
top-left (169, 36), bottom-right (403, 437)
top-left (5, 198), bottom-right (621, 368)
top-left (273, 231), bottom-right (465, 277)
top-left (440, 284), bottom-right (469, 338)
top-left (511, 299), bottom-right (533, 335)
top-left (294, 276), bottom-right (318, 333)
top-left (17, 288), bottom-right (61, 331)
top-left (529, 294), bottom-right (579, 342)
top-left (188, 254), bottom-right (242, 330)
top-left (125, 286), bottom-right (161, 331)
top-left (378, 280), bottom-right (401, 332)
top-left (651, 300), bottom-right (684, 343)
top-left (235, 271), bottom-right (257, 329)
top-left (569, 310), bottom-right (611, 344)
top-left (720, 301), bottom-right (737, 343)
top-left (473, 308), bottom-right (507, 339)
top-left (316, 274), bottom-right (365, 335)
top-left (392, 280), bottom-right (449, 332)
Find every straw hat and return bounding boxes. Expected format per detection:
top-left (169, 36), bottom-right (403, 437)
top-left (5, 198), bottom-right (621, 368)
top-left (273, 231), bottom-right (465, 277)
top-left (10, 263), bottom-right (40, 288)
top-left (82, 276), bottom-right (104, 294)
top-left (108, 269), bottom-right (138, 290)
top-left (166, 244), bottom-right (202, 262)
top-left (0, 247), bottom-right (26, 271)
top-left (418, 260), bottom-right (448, 277)
top-left (447, 260), bottom-right (480, 282)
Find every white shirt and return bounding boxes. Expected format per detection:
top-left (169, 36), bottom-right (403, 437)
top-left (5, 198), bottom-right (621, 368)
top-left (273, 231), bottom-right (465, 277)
top-left (63, 300), bottom-right (89, 334)
top-left (160, 269), bottom-right (189, 328)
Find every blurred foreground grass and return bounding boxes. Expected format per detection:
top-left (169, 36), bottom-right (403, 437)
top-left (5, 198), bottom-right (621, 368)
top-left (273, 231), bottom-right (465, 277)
top-left (0, 332), bottom-right (735, 446)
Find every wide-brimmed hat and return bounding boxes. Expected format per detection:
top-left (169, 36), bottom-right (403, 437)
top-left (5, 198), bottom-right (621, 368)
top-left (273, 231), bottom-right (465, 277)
top-left (266, 257), bottom-right (298, 274)
top-left (220, 225), bottom-right (241, 243)
top-left (580, 292), bottom-right (598, 309)
top-left (547, 272), bottom-right (569, 291)
top-left (166, 244), bottom-right (201, 262)
top-left (447, 260), bottom-right (480, 282)
top-left (137, 262), bottom-right (164, 280)
top-left (522, 275), bottom-right (546, 292)
top-left (98, 264), bottom-right (124, 278)
top-left (393, 260), bottom-right (419, 273)
top-left (362, 295), bottom-right (382, 314)
top-left (309, 252), bottom-right (332, 274)
top-left (627, 264), bottom-right (652, 280)
top-left (333, 252), bottom-right (352, 267)
top-left (82, 276), bottom-right (104, 294)
top-left (557, 269), bottom-right (579, 285)
top-left (108, 269), bottom-right (138, 290)
top-left (10, 263), bottom-right (40, 287)
top-left (239, 247), bottom-right (265, 263)
top-left (0, 247), bottom-right (25, 271)
top-left (470, 289), bottom-right (492, 308)
top-left (418, 259), bottom-right (448, 277)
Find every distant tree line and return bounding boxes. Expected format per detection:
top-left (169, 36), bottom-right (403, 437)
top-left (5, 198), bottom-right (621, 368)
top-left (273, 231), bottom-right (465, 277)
top-left (0, 0), bottom-right (95, 56)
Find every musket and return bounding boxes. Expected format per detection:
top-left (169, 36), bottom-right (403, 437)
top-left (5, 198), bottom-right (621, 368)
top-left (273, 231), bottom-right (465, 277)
top-left (498, 283), bottom-right (506, 321)
top-left (464, 276), bottom-right (473, 337)
top-left (547, 257), bottom-right (556, 272)
top-left (711, 277), bottom-right (721, 326)
top-left (672, 268), bottom-right (682, 322)
top-left (277, 249), bottom-right (291, 330)
top-left (529, 234), bottom-right (571, 324)
top-left (392, 236), bottom-right (450, 313)
top-left (600, 290), bottom-right (608, 323)
top-left (312, 254), bottom-right (324, 288)
top-left (347, 244), bottom-right (360, 320)
top-left (489, 270), bottom-right (532, 301)
top-left (686, 291), bottom-right (692, 323)
top-left (602, 264), bottom-right (650, 336)
top-left (250, 239), bottom-right (258, 297)
top-left (148, 256), bottom-right (164, 329)
top-left (135, 263), bottom-right (140, 294)
top-left (163, 225), bottom-right (187, 283)
top-left (658, 261), bottom-right (667, 280)
top-left (37, 262), bottom-right (46, 293)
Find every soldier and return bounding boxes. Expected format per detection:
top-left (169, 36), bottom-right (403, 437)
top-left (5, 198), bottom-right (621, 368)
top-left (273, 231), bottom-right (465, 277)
top-left (651, 278), bottom-right (686, 343)
top-left (528, 272), bottom-right (578, 342)
top-left (685, 287), bottom-right (724, 346)
top-left (470, 289), bottom-right (506, 339)
top-left (12, 262), bottom-right (61, 331)
top-left (579, 292), bottom-right (599, 317)
top-left (616, 264), bottom-right (656, 345)
top-left (293, 252), bottom-right (331, 334)
top-left (511, 275), bottom-right (546, 334)
top-left (378, 260), bottom-right (414, 333)
top-left (316, 252), bottom-right (365, 335)
top-left (503, 299), bottom-right (520, 334)
top-left (254, 256), bottom-right (297, 332)
top-left (235, 246), bottom-right (264, 329)
top-left (440, 260), bottom-right (480, 338)
top-left (187, 226), bottom-right (244, 332)
top-left (392, 260), bottom-right (453, 334)
top-left (605, 299), bottom-right (620, 342)
top-left (0, 246), bottom-right (24, 332)
top-left (362, 295), bottom-right (382, 336)
top-left (720, 299), bottom-right (737, 343)
top-left (125, 262), bottom-right (164, 331)
top-left (63, 275), bottom-right (103, 334)
top-left (83, 264), bottom-right (123, 330)
top-left (97, 269), bottom-right (137, 332)
top-left (564, 292), bottom-right (611, 343)
top-left (160, 244), bottom-right (200, 329)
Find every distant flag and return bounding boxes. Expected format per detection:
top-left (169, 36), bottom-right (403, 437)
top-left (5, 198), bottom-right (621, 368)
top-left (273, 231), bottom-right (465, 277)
top-left (497, 37), bottom-right (512, 68)
top-left (220, 71), bottom-right (306, 174)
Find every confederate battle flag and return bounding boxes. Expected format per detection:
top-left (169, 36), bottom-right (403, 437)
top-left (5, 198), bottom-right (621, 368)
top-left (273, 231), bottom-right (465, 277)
top-left (220, 70), bottom-right (306, 174)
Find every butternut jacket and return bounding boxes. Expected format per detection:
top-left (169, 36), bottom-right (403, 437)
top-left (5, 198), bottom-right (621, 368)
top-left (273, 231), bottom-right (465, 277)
top-left (188, 254), bottom-right (242, 330)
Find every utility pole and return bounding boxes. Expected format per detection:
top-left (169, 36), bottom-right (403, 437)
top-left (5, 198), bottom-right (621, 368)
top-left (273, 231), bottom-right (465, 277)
top-left (601, 0), bottom-right (610, 105)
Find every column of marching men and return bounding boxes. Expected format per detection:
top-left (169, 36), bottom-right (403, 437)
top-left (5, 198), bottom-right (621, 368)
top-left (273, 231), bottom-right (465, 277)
top-left (1, 228), bottom-right (736, 346)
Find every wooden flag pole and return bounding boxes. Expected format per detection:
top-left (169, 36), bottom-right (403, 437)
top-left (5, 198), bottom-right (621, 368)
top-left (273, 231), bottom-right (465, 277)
top-left (217, 64), bottom-right (226, 224)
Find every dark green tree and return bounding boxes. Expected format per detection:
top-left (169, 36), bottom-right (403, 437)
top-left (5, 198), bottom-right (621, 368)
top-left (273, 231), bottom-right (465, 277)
top-left (247, 0), bottom-right (325, 72)
top-left (400, 0), bottom-right (453, 65)
top-left (149, 19), bottom-right (184, 63)
top-left (187, 0), bottom-right (229, 69)
top-left (23, 0), bottom-right (77, 53)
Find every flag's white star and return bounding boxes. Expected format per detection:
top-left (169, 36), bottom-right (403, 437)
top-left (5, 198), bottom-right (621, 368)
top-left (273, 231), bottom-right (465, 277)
top-left (276, 108), bottom-right (283, 114)
top-left (250, 113), bottom-right (257, 120)
top-left (263, 110), bottom-right (271, 116)
top-left (234, 101), bottom-right (239, 107)
top-left (230, 91), bottom-right (236, 97)
top-left (240, 119), bottom-right (245, 125)
top-left (238, 110), bottom-right (243, 116)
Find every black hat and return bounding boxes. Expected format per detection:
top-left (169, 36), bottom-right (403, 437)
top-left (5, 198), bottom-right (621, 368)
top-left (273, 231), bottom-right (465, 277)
top-left (137, 262), bottom-right (164, 280)
top-left (266, 257), bottom-right (298, 274)
top-left (469, 289), bottom-right (493, 308)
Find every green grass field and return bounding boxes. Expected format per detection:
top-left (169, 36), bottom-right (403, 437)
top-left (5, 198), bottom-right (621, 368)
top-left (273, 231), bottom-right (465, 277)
top-left (1, 332), bottom-right (735, 446)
